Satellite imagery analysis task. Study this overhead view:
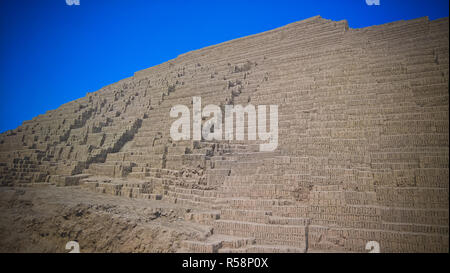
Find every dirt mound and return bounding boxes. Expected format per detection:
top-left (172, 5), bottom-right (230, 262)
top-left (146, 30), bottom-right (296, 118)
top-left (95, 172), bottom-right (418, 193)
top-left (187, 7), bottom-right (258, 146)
top-left (0, 186), bottom-right (210, 253)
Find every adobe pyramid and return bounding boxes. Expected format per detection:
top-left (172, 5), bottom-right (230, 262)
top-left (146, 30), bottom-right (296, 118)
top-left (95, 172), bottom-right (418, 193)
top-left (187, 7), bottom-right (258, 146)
top-left (0, 16), bottom-right (448, 252)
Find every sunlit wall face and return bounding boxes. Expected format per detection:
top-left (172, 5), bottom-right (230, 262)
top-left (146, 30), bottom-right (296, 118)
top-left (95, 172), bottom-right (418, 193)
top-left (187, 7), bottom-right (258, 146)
top-left (0, 0), bottom-right (448, 133)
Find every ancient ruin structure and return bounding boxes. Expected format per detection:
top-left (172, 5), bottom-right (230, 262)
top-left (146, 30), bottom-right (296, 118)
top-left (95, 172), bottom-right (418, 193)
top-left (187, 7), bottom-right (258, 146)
top-left (0, 16), bottom-right (448, 252)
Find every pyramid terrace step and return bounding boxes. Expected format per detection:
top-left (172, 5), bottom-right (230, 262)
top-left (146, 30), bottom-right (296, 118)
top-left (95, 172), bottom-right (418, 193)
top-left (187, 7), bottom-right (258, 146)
top-left (225, 197), bottom-right (295, 208)
top-left (220, 183), bottom-right (297, 192)
top-left (165, 191), bottom-right (217, 203)
top-left (181, 235), bottom-right (256, 253)
top-left (54, 174), bottom-right (91, 186)
top-left (180, 240), bottom-right (222, 253)
top-left (220, 209), bottom-right (272, 223)
top-left (206, 169), bottom-right (231, 176)
top-left (209, 160), bottom-right (237, 169)
top-left (163, 196), bottom-right (222, 210)
top-left (217, 188), bottom-right (294, 199)
top-left (185, 211), bottom-right (220, 225)
top-left (268, 216), bottom-right (310, 226)
top-left (219, 244), bottom-right (306, 253)
top-left (223, 175), bottom-right (290, 185)
top-left (167, 186), bottom-right (218, 197)
top-left (213, 220), bottom-right (307, 248)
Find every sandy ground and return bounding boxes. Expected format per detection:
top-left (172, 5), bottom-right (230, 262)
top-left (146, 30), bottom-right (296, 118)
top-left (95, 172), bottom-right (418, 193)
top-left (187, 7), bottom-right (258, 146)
top-left (0, 186), bottom-right (211, 253)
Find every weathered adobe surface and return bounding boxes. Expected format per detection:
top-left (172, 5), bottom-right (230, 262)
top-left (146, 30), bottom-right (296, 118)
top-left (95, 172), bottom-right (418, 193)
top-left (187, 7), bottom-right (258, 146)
top-left (0, 186), bottom-right (211, 252)
top-left (0, 15), bottom-right (448, 252)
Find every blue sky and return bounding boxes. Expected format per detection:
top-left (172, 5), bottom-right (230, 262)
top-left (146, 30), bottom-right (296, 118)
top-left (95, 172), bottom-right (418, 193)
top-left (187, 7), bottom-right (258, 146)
top-left (0, 0), bottom-right (448, 133)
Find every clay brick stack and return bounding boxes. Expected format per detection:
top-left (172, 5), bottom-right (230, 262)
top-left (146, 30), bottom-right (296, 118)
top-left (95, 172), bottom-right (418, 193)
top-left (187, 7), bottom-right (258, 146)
top-left (0, 16), bottom-right (448, 252)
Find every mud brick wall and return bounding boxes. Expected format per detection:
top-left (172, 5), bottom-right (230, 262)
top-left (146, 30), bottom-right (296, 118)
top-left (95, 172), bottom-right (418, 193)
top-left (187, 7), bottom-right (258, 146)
top-left (0, 15), bottom-right (448, 252)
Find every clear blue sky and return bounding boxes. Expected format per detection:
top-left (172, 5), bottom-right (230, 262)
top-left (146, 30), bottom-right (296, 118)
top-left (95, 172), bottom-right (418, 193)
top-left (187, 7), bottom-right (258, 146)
top-left (0, 0), bottom-right (448, 133)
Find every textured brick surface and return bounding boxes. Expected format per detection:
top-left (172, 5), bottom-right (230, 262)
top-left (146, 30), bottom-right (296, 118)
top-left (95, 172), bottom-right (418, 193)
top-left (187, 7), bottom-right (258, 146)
top-left (0, 16), bottom-right (448, 252)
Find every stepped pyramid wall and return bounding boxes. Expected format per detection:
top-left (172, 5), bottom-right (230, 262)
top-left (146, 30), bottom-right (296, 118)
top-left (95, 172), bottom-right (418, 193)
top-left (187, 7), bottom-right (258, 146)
top-left (0, 15), bottom-right (448, 252)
